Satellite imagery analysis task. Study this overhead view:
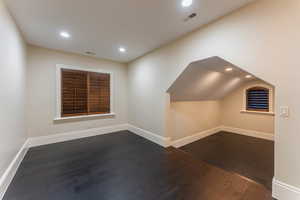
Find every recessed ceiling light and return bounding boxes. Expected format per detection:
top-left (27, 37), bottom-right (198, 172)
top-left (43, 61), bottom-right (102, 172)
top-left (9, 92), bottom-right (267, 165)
top-left (119, 47), bottom-right (126, 53)
top-left (245, 75), bottom-right (252, 79)
top-left (225, 68), bottom-right (233, 72)
top-left (60, 31), bottom-right (71, 39)
top-left (182, 0), bottom-right (193, 7)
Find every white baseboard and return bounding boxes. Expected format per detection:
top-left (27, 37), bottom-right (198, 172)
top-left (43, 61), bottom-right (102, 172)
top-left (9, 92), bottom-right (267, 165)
top-left (27, 124), bottom-right (171, 148)
top-left (27, 124), bottom-right (128, 147)
top-left (170, 126), bottom-right (273, 148)
top-left (0, 140), bottom-right (29, 200)
top-left (127, 124), bottom-right (171, 147)
top-left (273, 178), bottom-right (300, 200)
top-left (171, 126), bottom-right (223, 148)
top-left (221, 126), bottom-right (274, 141)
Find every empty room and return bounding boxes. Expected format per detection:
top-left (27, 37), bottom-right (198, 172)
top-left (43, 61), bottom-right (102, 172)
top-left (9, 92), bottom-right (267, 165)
top-left (0, 0), bottom-right (299, 199)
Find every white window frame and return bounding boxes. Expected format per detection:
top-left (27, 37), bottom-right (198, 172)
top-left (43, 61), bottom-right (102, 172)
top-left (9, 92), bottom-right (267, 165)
top-left (54, 64), bottom-right (115, 121)
top-left (241, 83), bottom-right (275, 116)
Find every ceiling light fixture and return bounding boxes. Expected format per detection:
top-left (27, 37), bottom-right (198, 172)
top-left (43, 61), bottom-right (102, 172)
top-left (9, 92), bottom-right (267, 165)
top-left (245, 75), bottom-right (252, 79)
top-left (182, 0), bottom-right (193, 7)
top-left (225, 68), bottom-right (233, 72)
top-left (60, 31), bottom-right (71, 39)
top-left (119, 47), bottom-right (126, 53)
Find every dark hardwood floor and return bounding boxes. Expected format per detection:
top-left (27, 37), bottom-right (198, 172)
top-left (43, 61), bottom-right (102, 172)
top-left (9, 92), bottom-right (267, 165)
top-left (4, 131), bottom-right (274, 200)
top-left (181, 131), bottom-right (274, 190)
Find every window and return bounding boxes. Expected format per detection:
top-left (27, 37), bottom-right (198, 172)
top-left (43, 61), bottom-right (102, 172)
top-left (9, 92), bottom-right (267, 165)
top-left (56, 65), bottom-right (113, 119)
top-left (246, 87), bottom-right (269, 112)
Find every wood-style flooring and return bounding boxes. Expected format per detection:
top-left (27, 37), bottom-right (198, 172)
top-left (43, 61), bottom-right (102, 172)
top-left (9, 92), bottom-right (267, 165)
top-left (181, 131), bottom-right (274, 190)
top-left (3, 131), bottom-right (274, 200)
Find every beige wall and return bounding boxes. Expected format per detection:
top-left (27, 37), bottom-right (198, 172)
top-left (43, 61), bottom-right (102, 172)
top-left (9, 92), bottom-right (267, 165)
top-left (167, 80), bottom-right (274, 141)
top-left (128, 0), bottom-right (300, 188)
top-left (0, 0), bottom-right (27, 185)
top-left (168, 101), bottom-right (221, 140)
top-left (26, 45), bottom-right (128, 137)
top-left (221, 80), bottom-right (274, 134)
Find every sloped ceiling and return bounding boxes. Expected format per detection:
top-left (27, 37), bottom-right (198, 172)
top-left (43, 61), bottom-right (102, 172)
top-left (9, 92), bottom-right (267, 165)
top-left (167, 56), bottom-right (260, 101)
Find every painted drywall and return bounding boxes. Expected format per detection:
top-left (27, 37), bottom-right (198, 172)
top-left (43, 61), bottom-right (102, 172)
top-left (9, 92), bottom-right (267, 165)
top-left (0, 0), bottom-right (27, 182)
top-left (26, 45), bottom-right (128, 137)
top-left (167, 56), bottom-right (253, 101)
top-left (166, 80), bottom-right (274, 141)
top-left (128, 0), bottom-right (300, 189)
top-left (221, 80), bottom-right (274, 134)
top-left (167, 101), bottom-right (221, 140)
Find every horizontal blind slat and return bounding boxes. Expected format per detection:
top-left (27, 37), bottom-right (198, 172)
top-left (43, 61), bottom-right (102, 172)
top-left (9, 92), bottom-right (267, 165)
top-left (247, 87), bottom-right (269, 111)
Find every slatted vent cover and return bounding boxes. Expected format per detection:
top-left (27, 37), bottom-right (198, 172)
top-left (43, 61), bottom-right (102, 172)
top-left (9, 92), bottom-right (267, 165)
top-left (246, 87), bottom-right (269, 112)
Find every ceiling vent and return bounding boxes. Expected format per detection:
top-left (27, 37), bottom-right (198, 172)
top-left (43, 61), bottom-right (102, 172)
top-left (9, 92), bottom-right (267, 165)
top-left (85, 51), bottom-right (96, 56)
top-left (184, 13), bottom-right (197, 22)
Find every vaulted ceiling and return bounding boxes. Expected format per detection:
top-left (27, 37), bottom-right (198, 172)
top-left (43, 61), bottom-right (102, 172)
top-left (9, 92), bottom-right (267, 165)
top-left (167, 57), bottom-right (263, 101)
top-left (5, 0), bottom-right (254, 62)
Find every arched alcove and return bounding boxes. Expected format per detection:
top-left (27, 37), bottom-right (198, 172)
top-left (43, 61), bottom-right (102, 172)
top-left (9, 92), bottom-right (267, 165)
top-left (166, 56), bottom-right (275, 190)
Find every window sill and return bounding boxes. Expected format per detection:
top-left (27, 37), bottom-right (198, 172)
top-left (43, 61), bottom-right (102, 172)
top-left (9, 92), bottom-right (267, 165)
top-left (54, 113), bottom-right (116, 121)
top-left (240, 110), bottom-right (275, 116)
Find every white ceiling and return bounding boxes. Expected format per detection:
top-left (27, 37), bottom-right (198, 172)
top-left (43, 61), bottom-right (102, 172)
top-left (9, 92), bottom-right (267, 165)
top-left (167, 57), bottom-right (261, 101)
top-left (5, 0), bottom-right (254, 63)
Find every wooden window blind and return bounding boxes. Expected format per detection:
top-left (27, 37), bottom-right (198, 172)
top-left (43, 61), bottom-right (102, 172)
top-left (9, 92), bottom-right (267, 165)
top-left (88, 72), bottom-right (110, 114)
top-left (61, 69), bottom-right (110, 117)
top-left (246, 87), bottom-right (269, 112)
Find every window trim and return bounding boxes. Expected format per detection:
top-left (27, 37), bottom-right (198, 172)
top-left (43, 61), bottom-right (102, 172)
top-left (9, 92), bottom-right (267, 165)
top-left (241, 83), bottom-right (274, 116)
top-left (55, 64), bottom-right (114, 121)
